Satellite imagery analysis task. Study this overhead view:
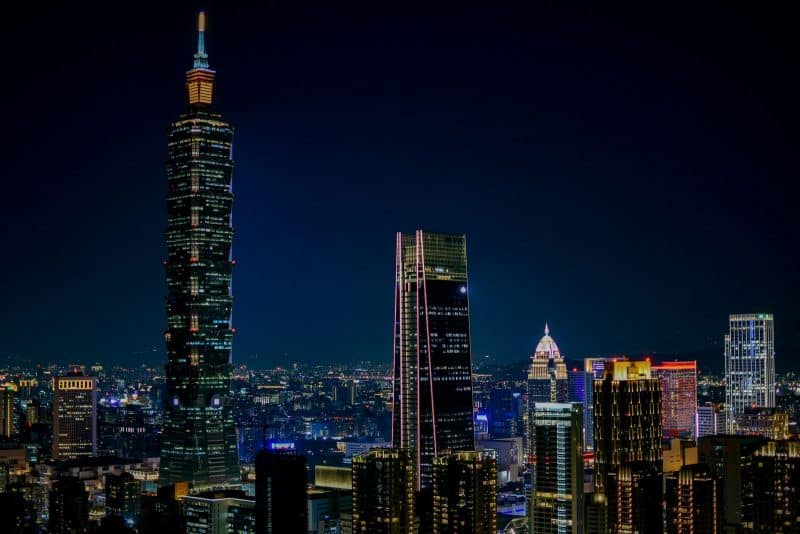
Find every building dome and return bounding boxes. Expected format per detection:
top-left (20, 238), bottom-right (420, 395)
top-left (535, 323), bottom-right (561, 360)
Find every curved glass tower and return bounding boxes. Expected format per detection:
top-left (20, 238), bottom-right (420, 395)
top-left (160, 12), bottom-right (239, 487)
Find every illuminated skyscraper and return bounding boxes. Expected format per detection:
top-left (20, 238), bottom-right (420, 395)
top-left (0, 384), bottom-right (14, 438)
top-left (583, 357), bottom-right (608, 451)
top-left (52, 372), bottom-right (97, 460)
top-left (391, 231), bottom-right (474, 490)
top-left (724, 313), bottom-right (775, 434)
top-left (432, 450), bottom-right (497, 534)
top-left (160, 11), bottom-right (239, 487)
top-left (593, 360), bottom-right (662, 533)
top-left (529, 402), bottom-right (583, 534)
top-left (527, 324), bottom-right (568, 404)
top-left (526, 325), bottom-right (567, 461)
top-left (652, 361), bottom-right (698, 438)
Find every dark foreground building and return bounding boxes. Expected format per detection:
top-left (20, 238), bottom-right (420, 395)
top-left (352, 448), bottom-right (415, 534)
top-left (255, 450), bottom-right (308, 533)
top-left (391, 231), bottom-right (475, 491)
top-left (160, 11), bottom-right (239, 487)
top-left (432, 450), bottom-right (497, 534)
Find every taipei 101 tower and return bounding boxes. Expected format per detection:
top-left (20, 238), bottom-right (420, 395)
top-left (160, 12), bottom-right (239, 487)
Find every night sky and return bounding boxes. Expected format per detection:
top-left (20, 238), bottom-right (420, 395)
top-left (2, 3), bottom-right (798, 369)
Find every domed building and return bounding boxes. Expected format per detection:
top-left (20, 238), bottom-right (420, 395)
top-left (527, 324), bottom-right (568, 403)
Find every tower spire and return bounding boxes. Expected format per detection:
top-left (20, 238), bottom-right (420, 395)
top-left (544, 322), bottom-right (550, 336)
top-left (186, 10), bottom-right (215, 106)
top-left (193, 11), bottom-right (209, 69)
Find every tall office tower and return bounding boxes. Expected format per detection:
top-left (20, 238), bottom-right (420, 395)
top-left (529, 403), bottom-right (584, 534)
top-left (697, 435), bottom-right (767, 532)
top-left (752, 441), bottom-right (800, 533)
top-left (583, 357), bottom-right (608, 451)
top-left (724, 313), bottom-right (775, 434)
top-left (0, 384), bottom-right (14, 438)
top-left (52, 372), bottom-right (97, 459)
top-left (696, 403), bottom-right (725, 438)
top-left (664, 464), bottom-right (721, 534)
top-left (49, 477), bottom-right (89, 534)
top-left (652, 361), bottom-right (698, 438)
top-left (160, 11), bottom-right (239, 486)
top-left (255, 450), bottom-right (308, 534)
top-left (352, 448), bottom-right (415, 534)
top-left (593, 360), bottom-right (662, 533)
top-left (432, 450), bottom-right (497, 534)
top-left (391, 231), bottom-right (474, 490)
top-left (527, 324), bottom-right (568, 404)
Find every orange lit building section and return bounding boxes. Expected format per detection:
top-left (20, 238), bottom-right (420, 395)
top-left (186, 70), bottom-right (215, 106)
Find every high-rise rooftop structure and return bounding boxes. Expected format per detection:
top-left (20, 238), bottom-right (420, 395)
top-left (593, 360), bottom-right (662, 533)
top-left (527, 324), bottom-right (568, 404)
top-left (432, 450), bottom-right (497, 534)
top-left (391, 231), bottom-right (474, 490)
top-left (52, 372), bottom-right (97, 460)
top-left (724, 313), bottom-right (775, 434)
top-left (652, 360), bottom-right (698, 438)
top-left (160, 11), bottom-right (239, 487)
top-left (352, 448), bottom-right (415, 534)
top-left (529, 402), bottom-right (584, 534)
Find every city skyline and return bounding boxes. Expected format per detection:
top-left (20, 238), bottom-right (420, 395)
top-left (2, 4), bottom-right (799, 367)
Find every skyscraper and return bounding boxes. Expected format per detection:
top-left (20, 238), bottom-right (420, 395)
top-left (432, 450), bottom-right (497, 534)
top-left (160, 11), bottom-right (239, 487)
top-left (527, 324), bottom-right (568, 404)
top-left (593, 360), bottom-right (662, 533)
top-left (529, 402), bottom-right (584, 534)
top-left (583, 357), bottom-right (608, 451)
top-left (724, 313), bottom-right (775, 434)
top-left (52, 372), bottom-right (97, 460)
top-left (0, 384), bottom-right (14, 438)
top-left (352, 448), bottom-right (416, 534)
top-left (391, 231), bottom-right (474, 490)
top-left (652, 360), bottom-right (698, 438)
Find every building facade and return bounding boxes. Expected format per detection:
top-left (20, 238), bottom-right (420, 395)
top-left (752, 440), bottom-right (800, 533)
top-left (391, 231), bottom-right (474, 490)
top-left (432, 450), bottom-right (497, 534)
top-left (696, 403), bottom-right (725, 438)
top-left (0, 384), bottom-right (14, 438)
top-left (664, 464), bottom-right (721, 534)
top-left (529, 402), bottom-right (584, 534)
top-left (724, 313), bottom-right (775, 434)
top-left (652, 361), bottom-right (698, 438)
top-left (52, 372), bottom-right (97, 460)
top-left (351, 448), bottom-right (415, 534)
top-left (593, 360), bottom-right (663, 533)
top-left (583, 357), bottom-right (608, 451)
top-left (160, 11), bottom-right (239, 486)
